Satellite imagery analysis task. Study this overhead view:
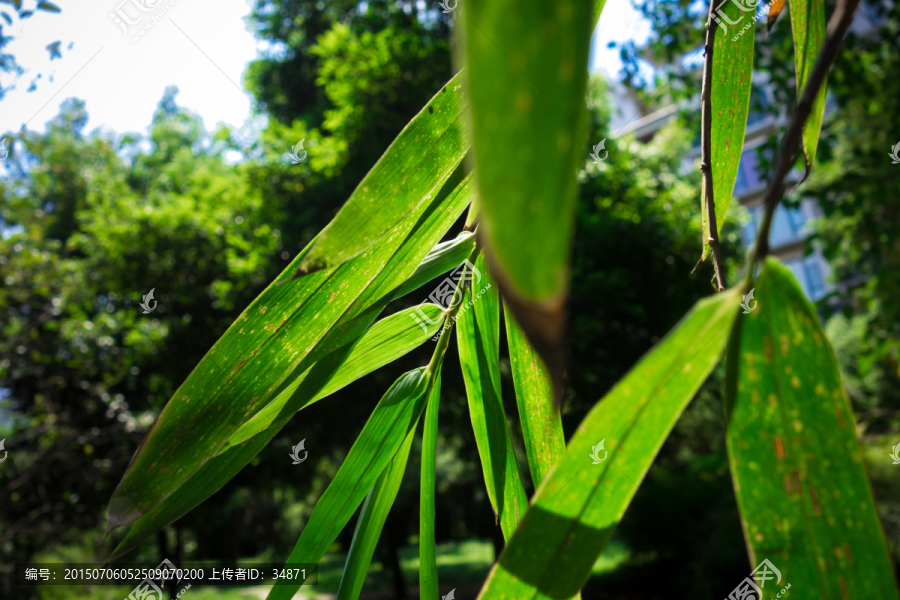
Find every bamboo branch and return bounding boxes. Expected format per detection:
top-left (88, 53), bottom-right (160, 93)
top-left (745, 0), bottom-right (861, 281)
top-left (701, 0), bottom-right (727, 292)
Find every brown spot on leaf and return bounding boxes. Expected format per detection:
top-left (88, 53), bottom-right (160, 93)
top-left (428, 106), bottom-right (434, 114)
top-left (231, 359), bottom-right (246, 376)
top-left (783, 473), bottom-right (794, 495)
top-left (774, 436), bottom-right (786, 459)
top-left (835, 404), bottom-right (846, 428)
top-left (838, 577), bottom-right (849, 600)
top-left (810, 487), bottom-right (822, 515)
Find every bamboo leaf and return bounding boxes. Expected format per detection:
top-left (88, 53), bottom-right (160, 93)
top-left (223, 304), bottom-right (444, 451)
top-left (477, 289), bottom-right (739, 600)
top-left (390, 229), bottom-right (477, 302)
top-left (457, 0), bottom-right (595, 397)
top-left (593, 0), bottom-right (609, 29)
top-left (295, 72), bottom-right (469, 275)
top-left (790, 0), bottom-right (827, 174)
top-left (504, 303), bottom-right (565, 487)
top-left (335, 379), bottom-right (428, 600)
top-left (419, 367), bottom-right (442, 600)
top-left (723, 258), bottom-right (899, 598)
top-left (266, 366), bottom-right (438, 600)
top-left (457, 254), bottom-right (528, 541)
top-left (107, 172), bottom-right (473, 545)
top-left (111, 304), bottom-right (444, 559)
top-left (702, 0), bottom-right (754, 258)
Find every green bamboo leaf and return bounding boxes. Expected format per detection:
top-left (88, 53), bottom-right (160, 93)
top-left (37, 1), bottom-right (60, 12)
top-left (114, 177), bottom-right (471, 556)
top-left (457, 254), bottom-right (528, 541)
top-left (223, 304), bottom-right (444, 451)
top-left (702, 0), bottom-right (754, 258)
top-left (419, 364), bottom-right (441, 600)
top-left (477, 289), bottom-right (739, 600)
top-left (106, 221), bottom-right (436, 530)
top-left (593, 0), bottom-right (608, 29)
top-left (457, 0), bottom-right (595, 395)
top-left (111, 304), bottom-right (443, 559)
top-left (390, 229), bottom-right (477, 302)
top-left (295, 72), bottom-right (469, 275)
top-left (723, 258), bottom-right (899, 598)
top-left (504, 303), bottom-right (565, 487)
top-left (266, 366), bottom-right (439, 600)
top-left (790, 0), bottom-right (827, 175)
top-left (335, 383), bottom-right (425, 600)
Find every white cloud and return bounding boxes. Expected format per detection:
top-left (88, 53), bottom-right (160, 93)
top-left (0, 0), bottom-right (258, 136)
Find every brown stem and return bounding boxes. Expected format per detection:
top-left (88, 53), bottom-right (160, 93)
top-left (746, 0), bottom-right (861, 281)
top-left (701, 1), bottom-right (727, 292)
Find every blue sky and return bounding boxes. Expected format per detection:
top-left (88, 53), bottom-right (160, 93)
top-left (0, 0), bottom-right (651, 137)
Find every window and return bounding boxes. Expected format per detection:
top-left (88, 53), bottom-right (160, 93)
top-left (733, 150), bottom-right (764, 197)
top-left (741, 204), bottom-right (761, 247)
top-left (769, 205), bottom-right (807, 247)
top-left (786, 255), bottom-right (828, 301)
top-left (802, 256), bottom-right (827, 300)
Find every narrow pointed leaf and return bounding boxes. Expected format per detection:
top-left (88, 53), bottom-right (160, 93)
top-left (390, 229), bottom-right (477, 302)
top-left (504, 303), bottom-right (565, 487)
top-left (108, 176), bottom-right (473, 553)
top-left (419, 370), bottom-right (442, 600)
top-left (477, 290), bottom-right (739, 600)
top-left (295, 71), bottom-right (469, 275)
top-left (111, 305), bottom-right (443, 559)
top-left (457, 254), bottom-right (528, 541)
top-left (266, 366), bottom-right (437, 600)
top-left (335, 376), bottom-right (430, 600)
top-left (790, 0), bottom-right (827, 174)
top-left (457, 0), bottom-right (595, 397)
top-left (723, 258), bottom-right (899, 598)
top-left (224, 304), bottom-right (444, 451)
top-left (593, 0), bottom-right (609, 29)
top-left (702, 0), bottom-right (754, 258)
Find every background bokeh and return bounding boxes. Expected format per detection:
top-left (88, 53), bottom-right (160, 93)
top-left (2, 0), bottom-right (898, 598)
